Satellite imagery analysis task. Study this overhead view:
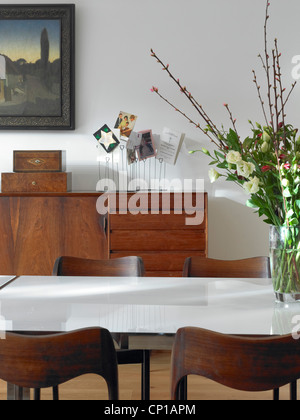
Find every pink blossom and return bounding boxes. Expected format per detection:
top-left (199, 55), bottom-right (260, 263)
top-left (262, 165), bottom-right (271, 173)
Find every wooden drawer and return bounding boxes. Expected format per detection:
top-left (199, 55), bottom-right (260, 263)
top-left (108, 192), bottom-right (208, 277)
top-left (111, 251), bottom-right (205, 272)
top-left (110, 230), bottom-right (206, 252)
top-left (110, 212), bottom-right (206, 230)
top-left (110, 192), bottom-right (206, 213)
top-left (1, 172), bottom-right (72, 192)
top-left (13, 150), bottom-right (65, 172)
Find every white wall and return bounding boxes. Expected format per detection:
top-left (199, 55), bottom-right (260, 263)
top-left (2, 0), bottom-right (300, 259)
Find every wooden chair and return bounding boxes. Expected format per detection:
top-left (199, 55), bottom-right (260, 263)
top-left (1, 328), bottom-right (118, 400)
top-left (52, 256), bottom-right (150, 400)
top-left (171, 327), bottom-right (300, 400)
top-left (53, 255), bottom-right (145, 278)
top-left (182, 256), bottom-right (288, 399)
top-left (183, 256), bottom-right (271, 278)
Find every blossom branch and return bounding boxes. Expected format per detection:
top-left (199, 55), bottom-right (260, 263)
top-left (252, 70), bottom-right (269, 126)
top-left (223, 103), bottom-right (239, 138)
top-left (263, 1), bottom-right (275, 130)
top-left (151, 86), bottom-right (221, 148)
top-left (272, 48), bottom-right (280, 131)
top-left (150, 49), bottom-right (226, 143)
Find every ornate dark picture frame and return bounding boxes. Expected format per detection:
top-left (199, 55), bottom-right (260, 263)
top-left (0, 4), bottom-right (75, 130)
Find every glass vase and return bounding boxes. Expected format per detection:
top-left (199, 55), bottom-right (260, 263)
top-left (270, 225), bottom-right (300, 303)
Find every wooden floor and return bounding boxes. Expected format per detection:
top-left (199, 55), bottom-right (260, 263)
top-left (0, 351), bottom-right (292, 400)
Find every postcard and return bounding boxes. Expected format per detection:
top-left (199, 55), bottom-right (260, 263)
top-left (137, 130), bottom-right (156, 161)
top-left (156, 127), bottom-right (185, 165)
top-left (114, 111), bottom-right (138, 140)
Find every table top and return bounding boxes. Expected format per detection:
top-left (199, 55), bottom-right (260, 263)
top-left (0, 275), bottom-right (299, 339)
top-left (0, 276), bottom-right (16, 289)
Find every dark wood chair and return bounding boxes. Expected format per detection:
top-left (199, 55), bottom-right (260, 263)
top-left (51, 256), bottom-right (150, 400)
top-left (182, 256), bottom-right (289, 399)
top-left (183, 256), bottom-right (271, 278)
top-left (1, 328), bottom-right (118, 400)
top-left (171, 327), bottom-right (300, 400)
top-left (53, 255), bottom-right (145, 278)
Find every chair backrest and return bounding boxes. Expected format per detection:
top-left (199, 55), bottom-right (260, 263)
top-left (53, 256), bottom-right (145, 277)
top-left (171, 327), bottom-right (300, 400)
top-left (183, 256), bottom-right (270, 278)
top-left (0, 328), bottom-right (118, 400)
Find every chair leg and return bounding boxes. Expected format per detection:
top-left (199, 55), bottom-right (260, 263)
top-left (53, 386), bottom-right (59, 400)
top-left (273, 388), bottom-right (279, 400)
top-left (34, 388), bottom-right (41, 400)
top-left (290, 381), bottom-right (297, 400)
top-left (178, 377), bottom-right (187, 400)
top-left (141, 350), bottom-right (150, 400)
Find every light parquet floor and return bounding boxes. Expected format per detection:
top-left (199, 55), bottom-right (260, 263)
top-left (0, 351), bottom-right (291, 400)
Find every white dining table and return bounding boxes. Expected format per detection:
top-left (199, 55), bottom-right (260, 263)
top-left (1, 274), bottom-right (300, 400)
top-left (1, 275), bottom-right (299, 344)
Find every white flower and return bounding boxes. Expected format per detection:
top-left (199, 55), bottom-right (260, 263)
top-left (226, 150), bottom-right (242, 165)
top-left (282, 178), bottom-right (289, 187)
top-left (208, 168), bottom-right (221, 183)
top-left (243, 177), bottom-right (260, 194)
top-left (236, 160), bottom-right (255, 179)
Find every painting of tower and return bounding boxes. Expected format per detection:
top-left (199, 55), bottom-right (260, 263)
top-left (40, 28), bottom-right (49, 69)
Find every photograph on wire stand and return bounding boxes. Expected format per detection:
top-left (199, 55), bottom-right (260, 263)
top-left (137, 130), bottom-right (156, 161)
top-left (93, 124), bottom-right (120, 153)
top-left (114, 111), bottom-right (138, 140)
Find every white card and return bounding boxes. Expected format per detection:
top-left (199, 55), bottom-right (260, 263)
top-left (156, 127), bottom-right (185, 165)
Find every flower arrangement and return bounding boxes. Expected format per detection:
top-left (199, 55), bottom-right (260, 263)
top-left (150, 1), bottom-right (300, 300)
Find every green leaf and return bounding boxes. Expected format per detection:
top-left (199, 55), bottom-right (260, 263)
top-left (214, 150), bottom-right (225, 159)
top-left (243, 137), bottom-right (253, 149)
top-left (246, 199), bottom-right (258, 209)
top-left (226, 129), bottom-right (240, 151)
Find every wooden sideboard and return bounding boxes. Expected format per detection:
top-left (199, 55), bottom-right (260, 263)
top-left (0, 191), bottom-right (207, 277)
top-left (108, 192), bottom-right (208, 277)
top-left (0, 192), bottom-right (107, 276)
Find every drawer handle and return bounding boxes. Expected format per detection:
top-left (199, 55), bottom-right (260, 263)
top-left (32, 181), bottom-right (37, 186)
top-left (28, 158), bottom-right (45, 166)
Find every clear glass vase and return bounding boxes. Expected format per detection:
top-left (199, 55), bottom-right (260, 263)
top-left (270, 225), bottom-right (300, 303)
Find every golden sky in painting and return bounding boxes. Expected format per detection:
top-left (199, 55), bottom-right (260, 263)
top-left (0, 20), bottom-right (60, 63)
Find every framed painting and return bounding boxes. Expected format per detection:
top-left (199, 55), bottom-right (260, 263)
top-left (0, 4), bottom-right (75, 130)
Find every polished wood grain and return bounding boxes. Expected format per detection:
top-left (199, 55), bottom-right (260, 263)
top-left (0, 351), bottom-right (292, 400)
top-left (183, 256), bottom-right (271, 278)
top-left (109, 193), bottom-right (208, 277)
top-left (111, 251), bottom-right (205, 275)
top-left (110, 230), bottom-right (206, 252)
top-left (110, 212), bottom-right (206, 230)
top-left (1, 172), bottom-right (72, 192)
top-left (13, 150), bottom-right (64, 173)
top-left (0, 328), bottom-right (118, 400)
top-left (0, 192), bottom-right (207, 277)
top-left (53, 255), bottom-right (145, 277)
top-left (171, 328), bottom-right (300, 400)
top-left (0, 195), bottom-right (107, 275)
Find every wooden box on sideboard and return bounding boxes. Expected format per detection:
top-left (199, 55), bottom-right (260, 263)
top-left (1, 172), bottom-right (72, 193)
top-left (13, 150), bottom-right (66, 173)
